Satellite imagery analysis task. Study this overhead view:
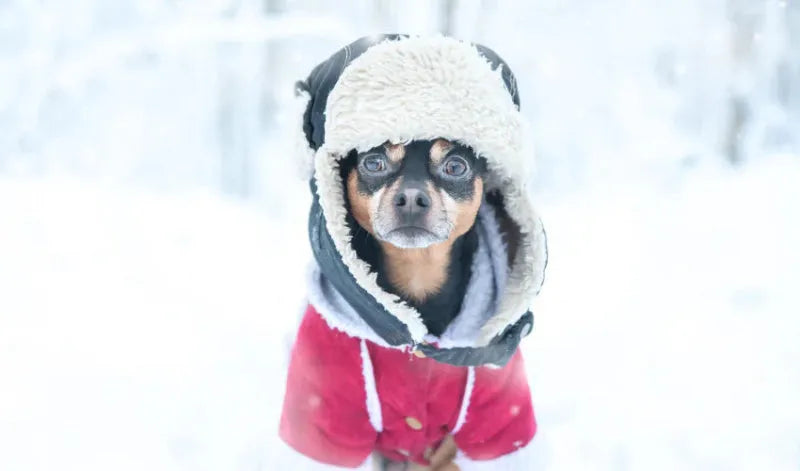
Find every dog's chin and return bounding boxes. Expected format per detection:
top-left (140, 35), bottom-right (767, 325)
top-left (378, 227), bottom-right (447, 249)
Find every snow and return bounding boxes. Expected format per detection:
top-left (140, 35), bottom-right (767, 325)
top-left (1, 156), bottom-right (798, 470)
top-left (2, 1), bottom-right (800, 468)
top-left (0, 178), bottom-right (309, 470)
top-left (526, 155), bottom-right (800, 470)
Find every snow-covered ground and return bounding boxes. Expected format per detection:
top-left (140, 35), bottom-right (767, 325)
top-left (1, 155), bottom-right (798, 470)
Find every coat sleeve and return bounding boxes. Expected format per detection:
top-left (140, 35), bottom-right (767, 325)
top-left (279, 305), bottom-right (378, 468)
top-left (452, 351), bottom-right (537, 467)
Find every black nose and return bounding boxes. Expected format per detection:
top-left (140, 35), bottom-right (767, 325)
top-left (393, 188), bottom-right (431, 215)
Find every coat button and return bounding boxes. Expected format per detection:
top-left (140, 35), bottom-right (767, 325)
top-left (405, 416), bottom-right (423, 430)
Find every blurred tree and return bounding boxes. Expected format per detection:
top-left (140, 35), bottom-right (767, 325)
top-left (725, 0), bottom-right (759, 165)
top-left (262, 0), bottom-right (286, 131)
top-left (784, 0), bottom-right (800, 149)
top-left (439, 0), bottom-right (457, 36)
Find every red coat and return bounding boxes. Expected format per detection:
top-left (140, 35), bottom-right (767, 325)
top-left (280, 305), bottom-right (536, 468)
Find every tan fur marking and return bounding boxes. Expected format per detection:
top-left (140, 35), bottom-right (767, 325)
top-left (450, 178), bottom-right (483, 238)
top-left (381, 177), bottom-right (483, 302)
top-left (429, 139), bottom-right (454, 165)
top-left (380, 241), bottom-right (450, 302)
top-left (346, 170), bottom-right (374, 235)
top-left (384, 143), bottom-right (406, 163)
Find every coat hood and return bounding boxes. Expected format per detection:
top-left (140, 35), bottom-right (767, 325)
top-left (297, 35), bottom-right (547, 366)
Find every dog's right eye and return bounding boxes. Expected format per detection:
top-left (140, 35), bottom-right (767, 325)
top-left (361, 154), bottom-right (387, 174)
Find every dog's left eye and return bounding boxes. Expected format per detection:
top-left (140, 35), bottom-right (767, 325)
top-left (442, 155), bottom-right (469, 177)
top-left (362, 154), bottom-right (387, 173)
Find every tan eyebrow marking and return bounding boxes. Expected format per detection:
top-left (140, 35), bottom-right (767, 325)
top-left (384, 143), bottom-right (406, 163)
top-left (430, 139), bottom-right (454, 165)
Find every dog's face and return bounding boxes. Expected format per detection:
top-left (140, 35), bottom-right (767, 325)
top-left (346, 139), bottom-right (486, 249)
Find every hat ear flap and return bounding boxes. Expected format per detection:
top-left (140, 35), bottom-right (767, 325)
top-left (474, 44), bottom-right (520, 109)
top-left (294, 80), bottom-right (316, 176)
top-left (295, 80), bottom-right (315, 148)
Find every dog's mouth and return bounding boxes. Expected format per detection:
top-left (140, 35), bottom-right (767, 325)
top-left (379, 226), bottom-right (445, 249)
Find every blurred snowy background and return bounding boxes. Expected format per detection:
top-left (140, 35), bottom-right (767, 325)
top-left (1, 0), bottom-right (799, 470)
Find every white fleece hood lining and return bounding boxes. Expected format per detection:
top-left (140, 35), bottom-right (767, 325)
top-left (307, 35), bottom-right (546, 346)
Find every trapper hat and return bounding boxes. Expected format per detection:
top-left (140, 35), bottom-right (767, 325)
top-left (298, 35), bottom-right (547, 366)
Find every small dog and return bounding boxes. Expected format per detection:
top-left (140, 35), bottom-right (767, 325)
top-left (342, 139), bottom-right (486, 336)
top-left (280, 35), bottom-right (545, 471)
top-left (341, 139), bottom-right (485, 470)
